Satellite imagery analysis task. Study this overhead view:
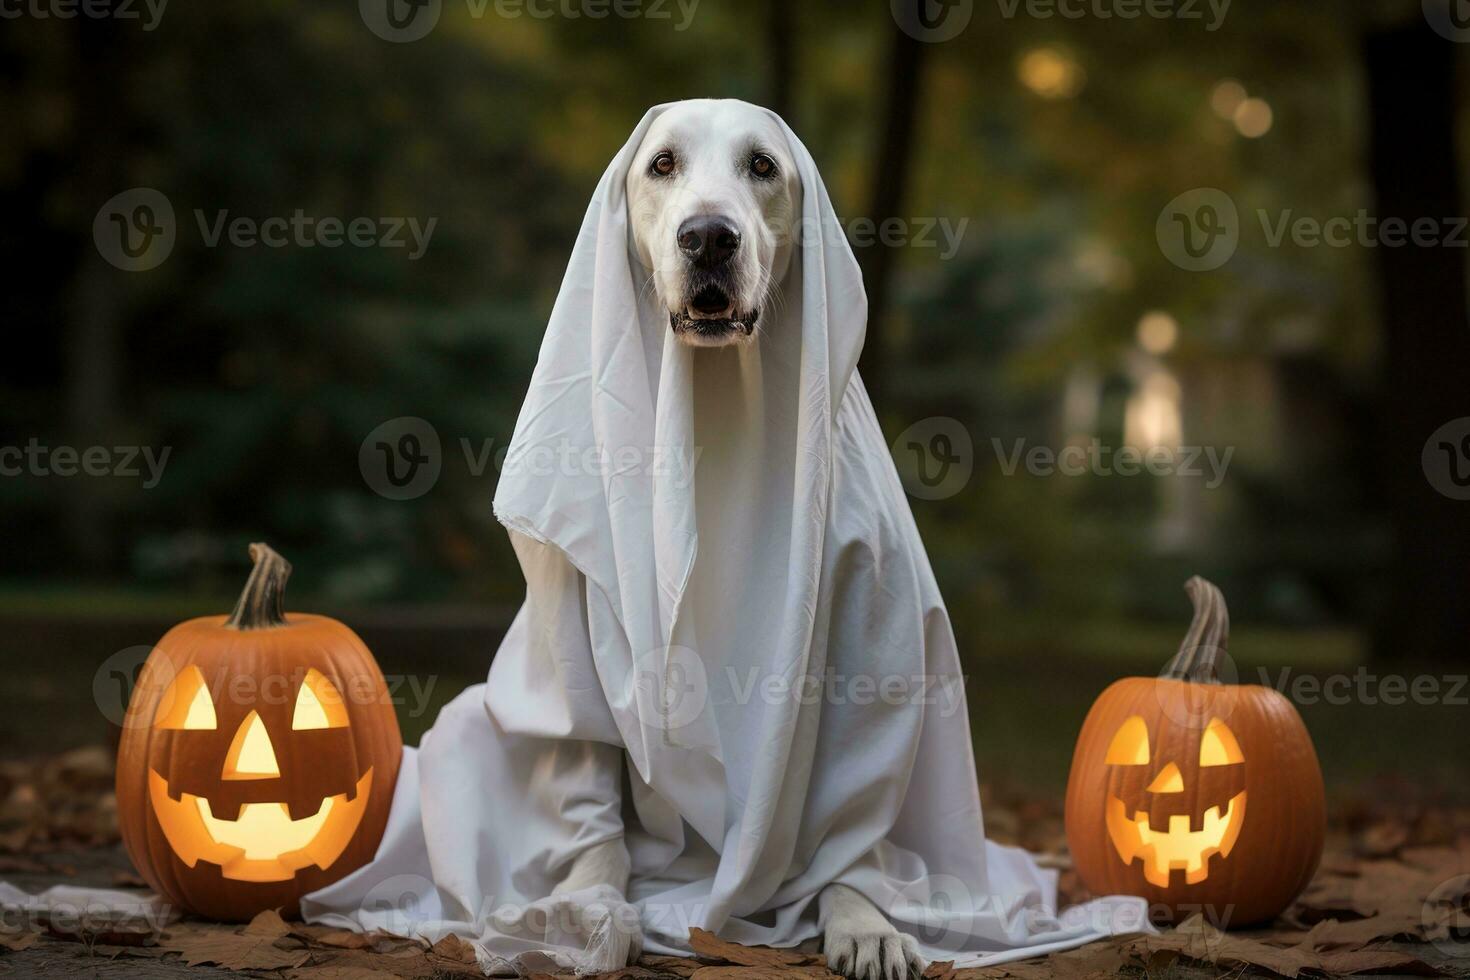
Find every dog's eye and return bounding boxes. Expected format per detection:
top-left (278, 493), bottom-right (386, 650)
top-left (650, 151), bottom-right (677, 177)
top-left (749, 153), bottom-right (777, 179)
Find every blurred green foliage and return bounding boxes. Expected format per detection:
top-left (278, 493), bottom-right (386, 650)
top-left (0, 0), bottom-right (1445, 634)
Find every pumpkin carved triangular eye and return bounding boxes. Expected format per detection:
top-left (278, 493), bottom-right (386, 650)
top-left (1199, 717), bottom-right (1244, 766)
top-left (154, 666), bottom-right (218, 730)
top-left (1104, 715), bottom-right (1150, 765)
top-left (292, 668), bottom-right (349, 730)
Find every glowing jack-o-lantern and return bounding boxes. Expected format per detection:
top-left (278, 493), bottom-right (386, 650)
top-left (116, 543), bottom-right (401, 921)
top-left (1064, 577), bottom-right (1324, 926)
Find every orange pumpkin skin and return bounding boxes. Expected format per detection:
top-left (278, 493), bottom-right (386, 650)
top-left (116, 546), bottom-right (401, 921)
top-left (1064, 677), bottom-right (1324, 928)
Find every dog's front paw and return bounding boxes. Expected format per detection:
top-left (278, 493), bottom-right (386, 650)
top-left (820, 885), bottom-right (925, 980)
top-left (576, 894), bottom-right (643, 973)
top-left (824, 923), bottom-right (922, 980)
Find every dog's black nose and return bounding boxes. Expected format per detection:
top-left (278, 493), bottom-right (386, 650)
top-left (677, 216), bottom-right (740, 268)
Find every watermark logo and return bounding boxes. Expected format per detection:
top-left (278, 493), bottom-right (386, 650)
top-left (625, 645), bottom-right (709, 733)
top-left (891, 417), bottom-right (975, 501)
top-left (94, 189), bottom-right (436, 269)
top-left (995, 0), bottom-right (1231, 31)
top-left (1157, 188), bottom-right (1239, 272)
top-left (1154, 647), bottom-right (1239, 729)
top-left (360, 0), bottom-right (441, 41)
top-left (360, 417), bottom-right (443, 501)
top-left (1423, 874), bottom-right (1470, 958)
top-left (1422, 418), bottom-right (1470, 501)
top-left (0, 439), bottom-right (172, 488)
top-left (360, 874), bottom-right (435, 937)
top-left (93, 646), bottom-right (170, 728)
top-left (359, 0), bottom-right (441, 41)
top-left (889, 874), bottom-right (976, 952)
top-left (0, 0), bottom-right (168, 31)
top-left (992, 438), bottom-right (1233, 489)
top-left (362, 0), bottom-right (698, 41)
top-left (1257, 666), bottom-right (1468, 708)
top-left (94, 188), bottom-right (176, 272)
top-left (1161, 189), bottom-right (1470, 271)
top-left (1425, 0), bottom-right (1470, 42)
top-left (891, 0), bottom-right (974, 42)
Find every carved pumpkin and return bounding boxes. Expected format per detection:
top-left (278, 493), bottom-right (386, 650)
top-left (116, 543), bottom-right (401, 921)
top-left (1064, 577), bottom-right (1324, 927)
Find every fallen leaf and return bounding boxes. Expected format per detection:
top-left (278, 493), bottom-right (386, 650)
top-left (0, 931), bottom-right (38, 952)
top-left (687, 927), bottom-right (820, 968)
top-left (1295, 914), bottom-right (1423, 950)
top-left (691, 969), bottom-right (834, 980)
top-left (245, 908), bottom-right (293, 938)
top-left (286, 967), bottom-right (408, 980)
top-left (1355, 820), bottom-right (1410, 859)
top-left (1317, 949), bottom-right (1443, 975)
top-left (159, 921), bottom-right (312, 970)
top-left (922, 960), bottom-right (956, 980)
top-left (641, 952), bottom-right (702, 976)
top-left (93, 943), bottom-right (169, 960)
top-left (1129, 914), bottom-right (1321, 978)
top-left (428, 932), bottom-right (480, 964)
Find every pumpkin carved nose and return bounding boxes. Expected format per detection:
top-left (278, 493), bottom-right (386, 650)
top-left (1146, 762), bottom-right (1184, 794)
top-left (223, 711), bottom-right (281, 780)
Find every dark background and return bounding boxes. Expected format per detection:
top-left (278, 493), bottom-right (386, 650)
top-left (1, 0), bottom-right (1467, 800)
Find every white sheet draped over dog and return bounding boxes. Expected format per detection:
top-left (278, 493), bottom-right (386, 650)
top-left (303, 100), bottom-right (1147, 972)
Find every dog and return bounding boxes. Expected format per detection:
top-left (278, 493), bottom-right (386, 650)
top-left (544, 100), bottom-right (926, 980)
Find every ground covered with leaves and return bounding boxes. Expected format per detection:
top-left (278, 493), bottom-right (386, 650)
top-left (2, 747), bottom-right (1468, 979)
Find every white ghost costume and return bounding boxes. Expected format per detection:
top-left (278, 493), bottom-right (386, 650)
top-left (301, 100), bottom-right (1149, 973)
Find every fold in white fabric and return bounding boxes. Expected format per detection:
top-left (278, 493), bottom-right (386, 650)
top-left (303, 99), bottom-right (1150, 973)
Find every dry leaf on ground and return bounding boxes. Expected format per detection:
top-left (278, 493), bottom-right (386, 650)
top-left (158, 918), bottom-right (312, 971)
top-left (686, 927), bottom-right (824, 969)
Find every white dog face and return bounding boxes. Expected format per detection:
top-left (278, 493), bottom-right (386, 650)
top-left (627, 100), bottom-right (798, 347)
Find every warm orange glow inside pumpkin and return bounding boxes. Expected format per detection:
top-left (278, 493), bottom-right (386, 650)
top-left (148, 667), bottom-right (372, 883)
top-left (1103, 714), bottom-right (1247, 887)
top-left (292, 668), bottom-right (350, 730)
top-left (148, 769), bottom-right (372, 882)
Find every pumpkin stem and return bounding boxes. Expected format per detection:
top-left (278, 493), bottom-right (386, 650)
top-left (1161, 575), bottom-right (1229, 682)
top-left (225, 542), bottom-right (292, 630)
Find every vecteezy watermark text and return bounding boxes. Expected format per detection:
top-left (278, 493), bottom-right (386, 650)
top-left (1258, 666), bottom-right (1468, 707)
top-left (359, 416), bottom-right (704, 501)
top-left (1158, 187), bottom-right (1470, 272)
top-left (360, 0), bottom-right (699, 43)
top-left (0, 0), bottom-right (166, 30)
top-left (992, 438), bottom-right (1234, 488)
top-left (195, 210), bottom-right (436, 260)
top-left (94, 188), bottom-right (437, 272)
top-left (994, 0), bottom-right (1230, 31)
top-left (0, 440), bottom-right (170, 488)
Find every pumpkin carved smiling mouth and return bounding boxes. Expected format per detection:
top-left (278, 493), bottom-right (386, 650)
top-left (148, 769), bottom-right (373, 883)
top-left (1105, 790), bottom-right (1246, 887)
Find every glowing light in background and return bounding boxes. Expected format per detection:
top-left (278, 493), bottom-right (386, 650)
top-left (1019, 48), bottom-right (1086, 99)
top-left (1137, 311), bottom-right (1179, 355)
top-left (1210, 79), bottom-right (1248, 120)
top-left (1210, 78), bottom-right (1273, 139)
top-left (1125, 372), bottom-right (1183, 453)
top-left (1233, 97), bottom-right (1274, 138)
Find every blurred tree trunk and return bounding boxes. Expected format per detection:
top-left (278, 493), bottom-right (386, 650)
top-left (1362, 19), bottom-right (1470, 662)
top-left (63, 21), bottom-right (137, 570)
top-left (856, 4), bottom-right (928, 410)
top-left (767, 0), bottom-right (794, 122)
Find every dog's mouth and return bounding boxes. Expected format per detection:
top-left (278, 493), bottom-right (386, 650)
top-left (670, 283), bottom-right (759, 344)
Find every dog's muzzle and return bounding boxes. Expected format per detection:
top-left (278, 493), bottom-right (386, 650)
top-left (670, 215), bottom-right (759, 341)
